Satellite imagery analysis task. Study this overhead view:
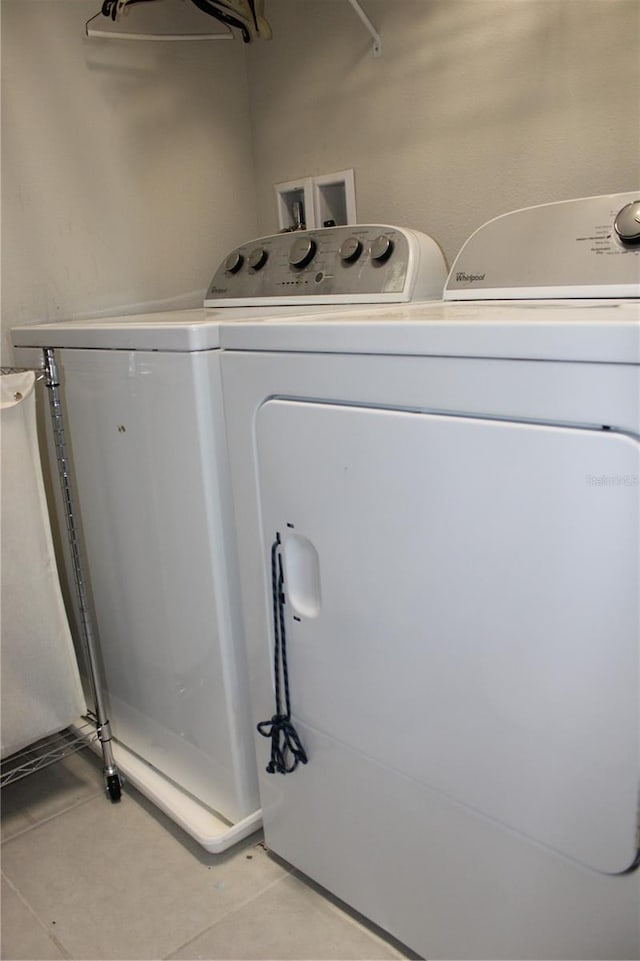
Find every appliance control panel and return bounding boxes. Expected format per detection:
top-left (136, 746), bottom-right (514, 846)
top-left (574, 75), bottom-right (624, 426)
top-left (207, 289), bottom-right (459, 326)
top-left (445, 192), bottom-right (640, 300)
top-left (204, 225), bottom-right (447, 306)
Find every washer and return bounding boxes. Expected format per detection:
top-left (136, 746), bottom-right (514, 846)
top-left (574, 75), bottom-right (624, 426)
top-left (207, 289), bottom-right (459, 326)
top-left (218, 193), bottom-right (640, 956)
top-left (11, 224), bottom-right (447, 852)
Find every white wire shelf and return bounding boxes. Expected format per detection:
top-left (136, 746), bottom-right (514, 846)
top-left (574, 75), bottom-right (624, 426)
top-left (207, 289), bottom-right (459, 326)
top-left (0, 721), bottom-right (98, 789)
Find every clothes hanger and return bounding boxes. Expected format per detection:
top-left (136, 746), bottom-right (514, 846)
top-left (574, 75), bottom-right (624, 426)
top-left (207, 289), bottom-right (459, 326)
top-left (85, 0), bottom-right (240, 42)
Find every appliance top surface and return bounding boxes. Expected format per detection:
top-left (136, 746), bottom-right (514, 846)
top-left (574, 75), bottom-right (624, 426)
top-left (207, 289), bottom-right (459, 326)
top-left (10, 305), bottom-right (350, 351)
top-left (11, 198), bottom-right (639, 357)
top-left (218, 194), bottom-right (640, 362)
top-left (218, 298), bottom-right (640, 364)
top-left (13, 299), bottom-right (640, 362)
top-left (10, 224), bottom-right (447, 352)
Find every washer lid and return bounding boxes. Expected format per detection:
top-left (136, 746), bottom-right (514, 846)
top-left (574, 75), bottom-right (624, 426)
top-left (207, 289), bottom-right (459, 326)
top-left (10, 304), bottom-right (344, 352)
top-left (11, 308), bottom-right (217, 351)
top-left (444, 192), bottom-right (640, 300)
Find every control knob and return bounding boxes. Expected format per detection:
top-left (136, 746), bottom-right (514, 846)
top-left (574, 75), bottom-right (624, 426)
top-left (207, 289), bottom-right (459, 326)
top-left (369, 235), bottom-right (394, 263)
top-left (289, 236), bottom-right (317, 269)
top-left (224, 251), bottom-right (244, 274)
top-left (614, 201), bottom-right (640, 244)
top-left (248, 247), bottom-right (268, 271)
top-left (339, 236), bottom-right (363, 263)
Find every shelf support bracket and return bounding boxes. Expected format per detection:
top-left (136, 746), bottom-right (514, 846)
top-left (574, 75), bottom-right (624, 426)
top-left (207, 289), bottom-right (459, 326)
top-left (347, 0), bottom-right (382, 57)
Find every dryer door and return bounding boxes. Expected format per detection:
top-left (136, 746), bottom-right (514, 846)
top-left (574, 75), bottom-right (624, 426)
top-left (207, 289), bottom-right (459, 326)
top-left (256, 400), bottom-right (640, 875)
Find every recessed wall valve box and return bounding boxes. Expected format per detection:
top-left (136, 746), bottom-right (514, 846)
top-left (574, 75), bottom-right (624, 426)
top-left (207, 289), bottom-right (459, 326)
top-left (275, 178), bottom-right (314, 232)
top-left (275, 169), bottom-right (356, 231)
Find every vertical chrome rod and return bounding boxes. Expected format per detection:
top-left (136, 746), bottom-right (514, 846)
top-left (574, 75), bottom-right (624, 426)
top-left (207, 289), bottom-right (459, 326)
top-left (43, 349), bottom-right (120, 793)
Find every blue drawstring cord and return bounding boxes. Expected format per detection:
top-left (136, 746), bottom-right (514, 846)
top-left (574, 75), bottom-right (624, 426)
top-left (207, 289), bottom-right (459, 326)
top-left (257, 533), bottom-right (308, 774)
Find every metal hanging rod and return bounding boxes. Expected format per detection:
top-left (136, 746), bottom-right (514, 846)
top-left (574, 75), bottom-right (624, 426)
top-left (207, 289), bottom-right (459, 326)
top-left (85, 14), bottom-right (233, 41)
top-left (84, 1), bottom-right (234, 42)
top-left (86, 26), bottom-right (232, 40)
top-left (347, 0), bottom-right (382, 57)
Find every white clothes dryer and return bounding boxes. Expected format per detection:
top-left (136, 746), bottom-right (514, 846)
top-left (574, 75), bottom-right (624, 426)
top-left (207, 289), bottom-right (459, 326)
top-left (218, 193), bottom-right (640, 957)
top-left (11, 224), bottom-right (446, 853)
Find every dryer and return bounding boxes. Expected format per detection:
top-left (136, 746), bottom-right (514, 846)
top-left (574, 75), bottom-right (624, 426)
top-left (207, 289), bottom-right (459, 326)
top-left (11, 224), bottom-right (446, 852)
top-left (219, 193), bottom-right (640, 957)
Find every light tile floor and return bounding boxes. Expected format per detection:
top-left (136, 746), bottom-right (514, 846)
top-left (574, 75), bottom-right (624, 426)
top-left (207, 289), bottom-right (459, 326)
top-left (1, 748), bottom-right (419, 960)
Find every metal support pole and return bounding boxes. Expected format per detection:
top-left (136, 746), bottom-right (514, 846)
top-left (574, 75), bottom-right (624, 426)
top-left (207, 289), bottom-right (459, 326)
top-left (43, 349), bottom-right (122, 802)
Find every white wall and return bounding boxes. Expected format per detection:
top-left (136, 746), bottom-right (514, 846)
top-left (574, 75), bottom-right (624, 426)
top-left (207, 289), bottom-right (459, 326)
top-left (247, 0), bottom-right (640, 264)
top-left (1, 0), bottom-right (258, 362)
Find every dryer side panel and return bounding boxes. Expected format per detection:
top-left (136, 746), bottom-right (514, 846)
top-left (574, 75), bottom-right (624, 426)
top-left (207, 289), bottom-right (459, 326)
top-left (256, 400), bottom-right (640, 875)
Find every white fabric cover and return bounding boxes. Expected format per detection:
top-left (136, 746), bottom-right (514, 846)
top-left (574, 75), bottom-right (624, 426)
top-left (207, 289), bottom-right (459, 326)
top-left (1, 371), bottom-right (85, 759)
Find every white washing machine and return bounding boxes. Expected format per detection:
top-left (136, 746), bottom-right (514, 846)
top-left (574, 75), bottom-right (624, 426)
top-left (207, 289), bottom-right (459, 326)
top-left (218, 193), bottom-right (640, 957)
top-left (11, 224), bottom-right (446, 852)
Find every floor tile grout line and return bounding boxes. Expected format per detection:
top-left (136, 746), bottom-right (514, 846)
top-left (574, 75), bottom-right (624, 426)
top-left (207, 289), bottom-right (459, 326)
top-left (0, 810), bottom-right (38, 843)
top-left (1, 870), bottom-right (74, 960)
top-left (162, 865), bottom-right (411, 961)
top-left (1, 786), bottom-right (106, 847)
top-left (288, 869), bottom-right (413, 960)
top-left (161, 864), bottom-right (297, 960)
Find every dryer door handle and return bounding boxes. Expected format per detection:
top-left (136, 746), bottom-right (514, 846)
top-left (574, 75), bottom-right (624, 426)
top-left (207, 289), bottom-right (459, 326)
top-left (282, 532), bottom-right (322, 619)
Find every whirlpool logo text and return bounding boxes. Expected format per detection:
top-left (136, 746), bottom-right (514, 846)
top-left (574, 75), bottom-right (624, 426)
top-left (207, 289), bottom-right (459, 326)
top-left (456, 271), bottom-right (486, 284)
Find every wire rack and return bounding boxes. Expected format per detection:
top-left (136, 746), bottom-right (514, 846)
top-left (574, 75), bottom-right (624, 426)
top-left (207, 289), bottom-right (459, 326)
top-left (1, 359), bottom-right (122, 801)
top-left (0, 719), bottom-right (98, 789)
top-left (0, 365), bottom-right (44, 377)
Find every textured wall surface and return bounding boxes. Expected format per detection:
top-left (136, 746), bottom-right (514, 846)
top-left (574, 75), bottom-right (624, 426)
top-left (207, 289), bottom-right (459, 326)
top-left (3, 0), bottom-right (639, 363)
top-left (246, 0), bottom-right (640, 264)
top-left (1, 0), bottom-right (258, 361)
